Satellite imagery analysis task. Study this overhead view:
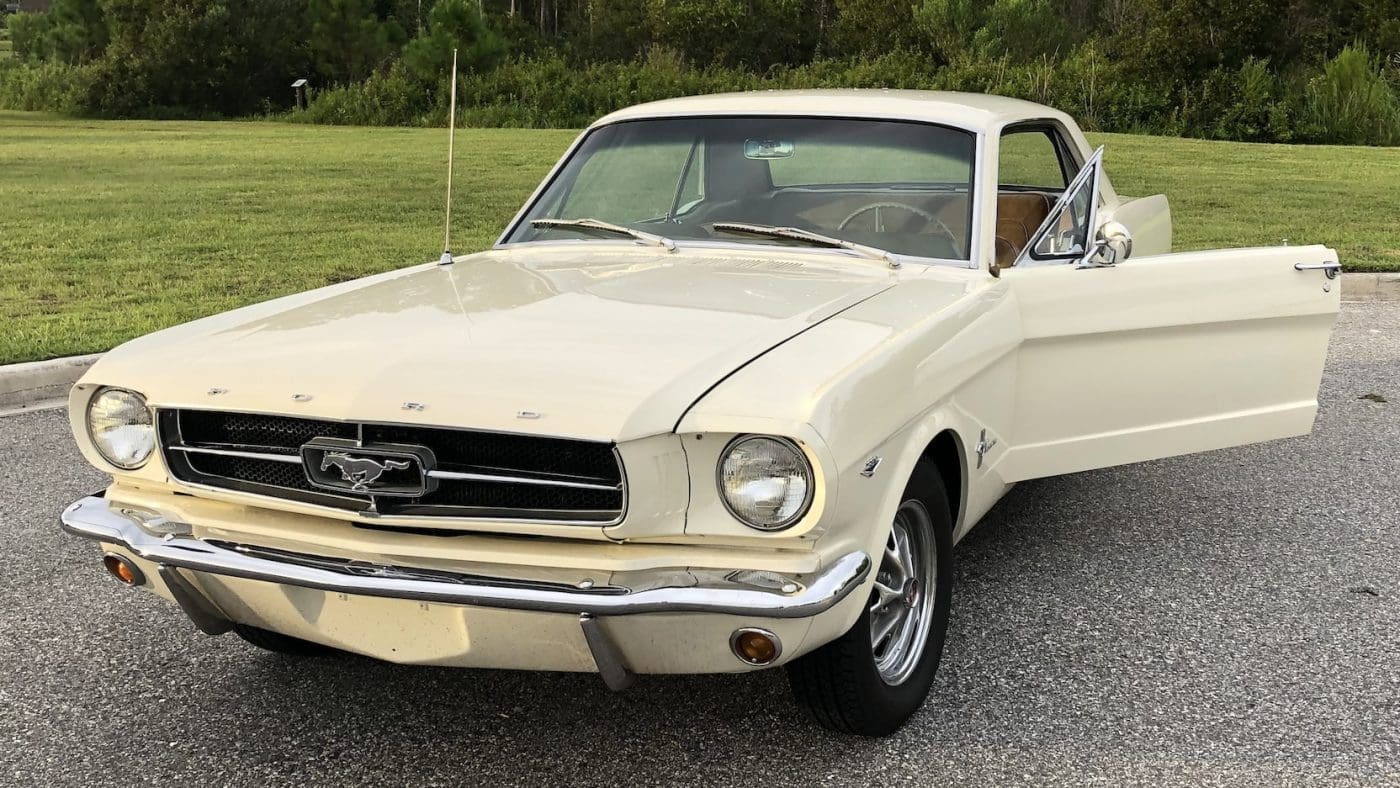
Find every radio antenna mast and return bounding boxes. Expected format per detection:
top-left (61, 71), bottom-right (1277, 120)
top-left (439, 48), bottom-right (459, 266)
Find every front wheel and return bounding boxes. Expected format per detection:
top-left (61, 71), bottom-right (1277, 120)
top-left (786, 460), bottom-right (953, 736)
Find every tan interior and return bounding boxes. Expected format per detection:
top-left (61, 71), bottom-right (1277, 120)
top-left (994, 192), bottom-right (1053, 269)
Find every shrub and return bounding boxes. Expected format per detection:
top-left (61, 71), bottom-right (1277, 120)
top-left (289, 60), bottom-right (431, 126)
top-left (0, 60), bottom-right (96, 112)
top-left (1172, 57), bottom-right (1288, 142)
top-left (1300, 45), bottom-right (1400, 146)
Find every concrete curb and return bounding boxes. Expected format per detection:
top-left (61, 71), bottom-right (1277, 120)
top-left (1340, 272), bottom-right (1400, 302)
top-left (0, 353), bottom-right (102, 414)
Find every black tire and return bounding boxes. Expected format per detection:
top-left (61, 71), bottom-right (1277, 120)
top-left (786, 459), bottom-right (954, 736)
top-left (233, 624), bottom-right (333, 657)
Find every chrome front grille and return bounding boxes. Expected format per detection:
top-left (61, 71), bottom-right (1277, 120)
top-left (158, 410), bottom-right (625, 523)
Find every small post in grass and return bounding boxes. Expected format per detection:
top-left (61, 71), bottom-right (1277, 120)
top-left (291, 78), bottom-right (309, 111)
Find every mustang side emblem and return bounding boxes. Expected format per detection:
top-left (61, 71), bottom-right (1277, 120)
top-left (321, 452), bottom-right (413, 492)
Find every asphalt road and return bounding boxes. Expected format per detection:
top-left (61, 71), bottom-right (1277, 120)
top-left (2, 303), bottom-right (1397, 787)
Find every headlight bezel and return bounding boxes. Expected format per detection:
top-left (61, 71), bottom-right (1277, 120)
top-left (715, 434), bottom-right (816, 531)
top-left (85, 386), bottom-right (155, 470)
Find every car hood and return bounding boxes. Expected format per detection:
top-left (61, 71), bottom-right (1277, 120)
top-left (89, 246), bottom-right (898, 440)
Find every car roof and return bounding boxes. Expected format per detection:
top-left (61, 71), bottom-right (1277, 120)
top-left (593, 89), bottom-right (1073, 133)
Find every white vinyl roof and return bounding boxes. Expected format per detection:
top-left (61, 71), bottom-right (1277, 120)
top-left (594, 89), bottom-right (1072, 133)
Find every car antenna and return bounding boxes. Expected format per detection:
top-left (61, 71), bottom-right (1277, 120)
top-left (438, 48), bottom-right (459, 267)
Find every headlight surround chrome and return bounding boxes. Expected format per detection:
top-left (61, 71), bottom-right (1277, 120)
top-left (86, 387), bottom-right (154, 470)
top-left (716, 435), bottom-right (814, 531)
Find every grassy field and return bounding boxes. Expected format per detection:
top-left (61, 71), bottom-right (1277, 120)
top-left (2, 110), bottom-right (1398, 364)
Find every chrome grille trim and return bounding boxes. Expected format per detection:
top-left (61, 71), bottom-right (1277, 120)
top-left (425, 468), bottom-right (623, 492)
top-left (157, 409), bottom-right (627, 524)
top-left (168, 445), bottom-right (303, 464)
top-left (167, 444), bottom-right (622, 491)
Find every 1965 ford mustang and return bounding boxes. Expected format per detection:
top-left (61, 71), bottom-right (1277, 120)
top-left (62, 91), bottom-right (1340, 736)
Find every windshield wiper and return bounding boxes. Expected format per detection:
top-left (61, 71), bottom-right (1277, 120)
top-left (531, 218), bottom-right (676, 251)
top-left (708, 222), bottom-right (898, 267)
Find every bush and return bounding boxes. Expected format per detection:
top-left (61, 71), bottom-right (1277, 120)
top-left (289, 60), bottom-right (431, 125)
top-left (1300, 45), bottom-right (1400, 146)
top-left (1171, 58), bottom-right (1289, 142)
top-left (0, 60), bottom-right (95, 112)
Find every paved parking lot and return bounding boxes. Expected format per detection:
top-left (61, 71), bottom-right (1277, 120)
top-left (2, 303), bottom-right (1397, 787)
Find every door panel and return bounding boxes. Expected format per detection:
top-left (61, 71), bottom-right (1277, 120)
top-left (996, 245), bottom-right (1340, 482)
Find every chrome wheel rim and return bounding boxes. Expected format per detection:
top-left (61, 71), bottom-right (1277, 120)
top-left (869, 500), bottom-right (936, 686)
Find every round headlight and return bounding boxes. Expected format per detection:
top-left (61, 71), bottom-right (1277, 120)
top-left (717, 436), bottom-right (814, 530)
top-left (86, 388), bottom-right (154, 470)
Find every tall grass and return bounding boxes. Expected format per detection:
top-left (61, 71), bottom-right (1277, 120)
top-left (1303, 45), bottom-right (1400, 146)
top-left (0, 60), bottom-right (93, 112)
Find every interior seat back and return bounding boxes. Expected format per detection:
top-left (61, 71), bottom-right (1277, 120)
top-left (994, 192), bottom-right (1053, 267)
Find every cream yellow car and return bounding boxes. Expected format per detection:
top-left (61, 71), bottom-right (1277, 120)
top-left (62, 91), bottom-right (1340, 736)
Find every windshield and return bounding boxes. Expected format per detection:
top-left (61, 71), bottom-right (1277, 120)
top-left (504, 116), bottom-right (977, 262)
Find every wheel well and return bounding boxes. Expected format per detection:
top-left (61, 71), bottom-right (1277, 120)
top-left (920, 430), bottom-right (964, 527)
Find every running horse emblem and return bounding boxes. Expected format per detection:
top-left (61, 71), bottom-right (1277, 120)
top-left (321, 452), bottom-right (413, 492)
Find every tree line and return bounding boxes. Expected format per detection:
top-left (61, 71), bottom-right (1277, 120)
top-left (4, 0), bottom-right (1400, 144)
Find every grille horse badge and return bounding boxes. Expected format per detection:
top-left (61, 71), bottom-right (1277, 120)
top-left (300, 438), bottom-right (436, 498)
top-left (321, 452), bottom-right (412, 492)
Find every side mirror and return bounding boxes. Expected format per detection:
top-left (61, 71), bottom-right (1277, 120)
top-left (1082, 221), bottom-right (1133, 268)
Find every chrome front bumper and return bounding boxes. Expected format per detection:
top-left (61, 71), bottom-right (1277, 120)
top-left (61, 495), bottom-right (870, 685)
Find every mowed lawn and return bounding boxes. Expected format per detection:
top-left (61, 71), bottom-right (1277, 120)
top-left (2, 110), bottom-right (1398, 364)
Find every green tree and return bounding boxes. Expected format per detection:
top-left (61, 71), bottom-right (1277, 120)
top-left (88, 0), bottom-right (311, 117)
top-left (828, 0), bottom-right (921, 58)
top-left (7, 0), bottom-right (107, 64)
top-left (308, 0), bottom-right (407, 85)
top-left (645, 0), bottom-right (817, 69)
top-left (972, 0), bottom-right (1068, 61)
top-left (913, 0), bottom-right (982, 60)
top-left (403, 0), bottom-right (507, 81)
top-left (6, 12), bottom-right (52, 60)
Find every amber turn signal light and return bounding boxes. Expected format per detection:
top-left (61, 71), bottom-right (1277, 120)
top-left (730, 628), bottom-right (782, 665)
top-left (102, 554), bottom-right (145, 587)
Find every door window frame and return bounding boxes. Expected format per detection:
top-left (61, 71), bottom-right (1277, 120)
top-left (1015, 146), bottom-right (1106, 268)
top-left (997, 121), bottom-right (1081, 192)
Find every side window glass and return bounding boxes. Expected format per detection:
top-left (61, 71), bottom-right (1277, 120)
top-left (999, 130), bottom-right (1069, 191)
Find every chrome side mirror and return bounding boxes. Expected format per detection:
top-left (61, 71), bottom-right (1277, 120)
top-left (1081, 221), bottom-right (1133, 268)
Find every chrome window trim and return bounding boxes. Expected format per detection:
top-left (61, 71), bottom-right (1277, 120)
top-left (492, 238), bottom-right (972, 270)
top-left (1013, 146), bottom-right (1105, 269)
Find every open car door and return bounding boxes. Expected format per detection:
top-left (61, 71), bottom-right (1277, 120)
top-left (996, 152), bottom-right (1341, 482)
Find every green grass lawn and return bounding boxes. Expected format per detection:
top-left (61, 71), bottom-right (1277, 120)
top-left (1, 110), bottom-right (1397, 364)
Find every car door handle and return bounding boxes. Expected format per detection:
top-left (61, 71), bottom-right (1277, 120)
top-left (1295, 261), bottom-right (1341, 279)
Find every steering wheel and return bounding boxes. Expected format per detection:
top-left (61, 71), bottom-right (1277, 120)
top-left (838, 202), bottom-right (957, 248)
